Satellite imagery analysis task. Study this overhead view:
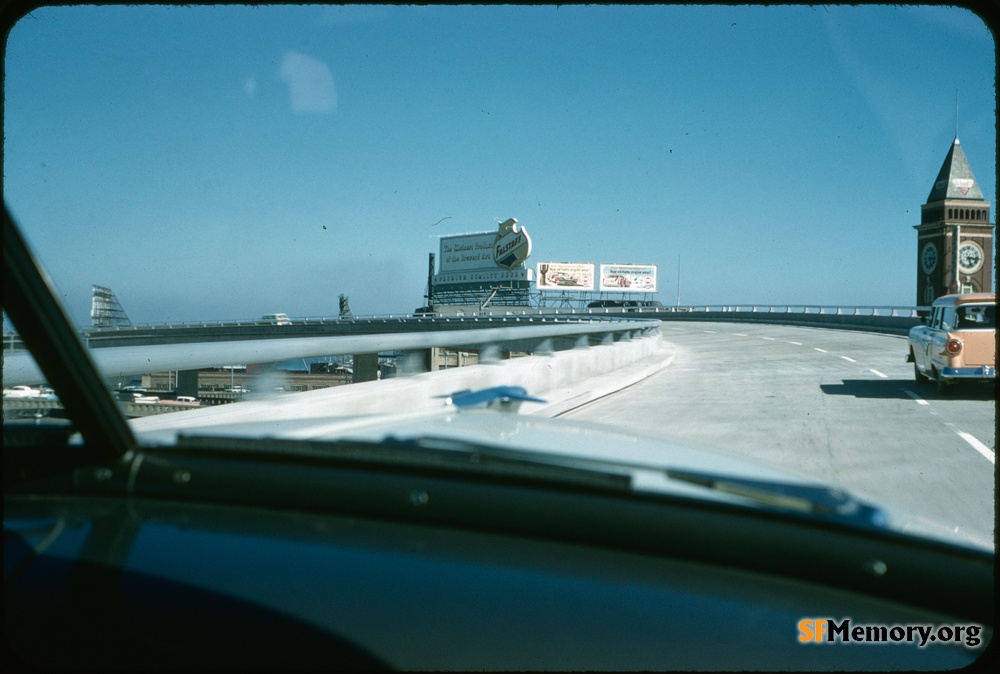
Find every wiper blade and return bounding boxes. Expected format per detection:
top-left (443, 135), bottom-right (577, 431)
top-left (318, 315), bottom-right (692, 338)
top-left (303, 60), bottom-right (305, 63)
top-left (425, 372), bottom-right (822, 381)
top-left (175, 433), bottom-right (632, 492)
top-left (394, 438), bottom-right (887, 528)
top-left (664, 468), bottom-right (886, 527)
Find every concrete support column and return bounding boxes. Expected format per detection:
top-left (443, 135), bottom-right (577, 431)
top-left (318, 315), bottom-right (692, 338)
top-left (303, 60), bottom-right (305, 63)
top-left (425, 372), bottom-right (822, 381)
top-left (479, 344), bottom-right (501, 363)
top-left (352, 353), bottom-right (380, 383)
top-left (533, 338), bottom-right (555, 355)
top-left (396, 350), bottom-right (430, 376)
top-left (177, 370), bottom-right (200, 397)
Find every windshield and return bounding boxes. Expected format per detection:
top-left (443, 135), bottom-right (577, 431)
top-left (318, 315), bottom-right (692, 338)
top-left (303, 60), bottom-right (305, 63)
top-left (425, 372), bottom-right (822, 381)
top-left (3, 3), bottom-right (995, 556)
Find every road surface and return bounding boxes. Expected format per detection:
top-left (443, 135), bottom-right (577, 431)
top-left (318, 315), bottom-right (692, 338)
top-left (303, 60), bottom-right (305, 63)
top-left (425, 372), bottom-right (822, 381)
top-left (564, 322), bottom-right (995, 548)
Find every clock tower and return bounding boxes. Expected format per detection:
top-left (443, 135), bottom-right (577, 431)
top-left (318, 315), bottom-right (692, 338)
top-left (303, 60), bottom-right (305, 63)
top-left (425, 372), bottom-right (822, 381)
top-left (914, 137), bottom-right (994, 305)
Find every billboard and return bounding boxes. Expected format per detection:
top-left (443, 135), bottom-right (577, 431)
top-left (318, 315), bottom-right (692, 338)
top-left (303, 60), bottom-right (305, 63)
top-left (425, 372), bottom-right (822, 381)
top-left (493, 218), bottom-right (532, 270)
top-left (599, 264), bottom-right (657, 292)
top-left (438, 232), bottom-right (497, 273)
top-left (536, 262), bottom-right (595, 291)
top-left (437, 218), bottom-right (532, 274)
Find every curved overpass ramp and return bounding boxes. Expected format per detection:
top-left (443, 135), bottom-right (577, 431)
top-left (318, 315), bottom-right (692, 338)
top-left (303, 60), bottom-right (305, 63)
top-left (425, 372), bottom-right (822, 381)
top-left (562, 322), bottom-right (995, 549)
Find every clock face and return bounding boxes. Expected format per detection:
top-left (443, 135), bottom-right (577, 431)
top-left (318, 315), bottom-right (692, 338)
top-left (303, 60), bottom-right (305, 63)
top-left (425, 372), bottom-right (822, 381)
top-left (958, 241), bottom-right (984, 273)
top-left (920, 242), bottom-right (938, 274)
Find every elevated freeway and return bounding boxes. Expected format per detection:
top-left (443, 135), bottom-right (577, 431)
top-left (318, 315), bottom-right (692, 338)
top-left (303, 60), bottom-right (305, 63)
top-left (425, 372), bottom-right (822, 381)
top-left (3, 315), bottom-right (660, 387)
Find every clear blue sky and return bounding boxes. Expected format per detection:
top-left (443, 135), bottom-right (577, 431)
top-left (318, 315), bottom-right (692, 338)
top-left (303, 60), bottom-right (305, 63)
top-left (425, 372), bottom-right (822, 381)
top-left (4, 4), bottom-right (996, 325)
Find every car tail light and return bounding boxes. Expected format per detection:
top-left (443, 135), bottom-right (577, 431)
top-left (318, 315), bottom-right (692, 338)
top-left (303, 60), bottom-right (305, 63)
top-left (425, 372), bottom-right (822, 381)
top-left (946, 338), bottom-right (962, 355)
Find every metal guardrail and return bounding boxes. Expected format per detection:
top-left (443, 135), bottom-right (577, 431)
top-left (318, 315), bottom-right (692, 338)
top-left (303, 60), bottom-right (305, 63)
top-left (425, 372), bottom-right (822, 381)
top-left (3, 316), bottom-right (662, 386)
top-left (3, 306), bottom-right (929, 352)
top-left (528, 305), bottom-right (927, 318)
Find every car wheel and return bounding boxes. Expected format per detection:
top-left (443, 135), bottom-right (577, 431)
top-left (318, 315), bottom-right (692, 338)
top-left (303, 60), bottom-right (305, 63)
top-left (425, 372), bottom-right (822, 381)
top-left (913, 362), bottom-right (929, 384)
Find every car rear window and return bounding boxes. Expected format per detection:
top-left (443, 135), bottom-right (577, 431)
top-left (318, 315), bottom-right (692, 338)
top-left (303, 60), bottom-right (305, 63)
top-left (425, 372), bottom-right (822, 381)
top-left (954, 304), bottom-right (995, 329)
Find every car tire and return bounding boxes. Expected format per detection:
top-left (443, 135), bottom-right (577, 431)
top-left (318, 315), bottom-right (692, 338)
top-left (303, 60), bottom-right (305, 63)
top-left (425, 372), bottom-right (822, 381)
top-left (913, 362), bottom-right (929, 384)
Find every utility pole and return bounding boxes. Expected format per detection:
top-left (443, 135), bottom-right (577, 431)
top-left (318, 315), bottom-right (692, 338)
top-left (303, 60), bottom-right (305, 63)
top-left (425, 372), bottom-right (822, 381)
top-left (426, 253), bottom-right (435, 308)
top-left (675, 255), bottom-right (681, 307)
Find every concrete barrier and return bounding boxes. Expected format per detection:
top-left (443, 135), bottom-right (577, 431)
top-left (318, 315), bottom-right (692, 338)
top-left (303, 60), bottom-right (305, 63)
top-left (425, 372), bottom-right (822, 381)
top-left (130, 334), bottom-right (674, 442)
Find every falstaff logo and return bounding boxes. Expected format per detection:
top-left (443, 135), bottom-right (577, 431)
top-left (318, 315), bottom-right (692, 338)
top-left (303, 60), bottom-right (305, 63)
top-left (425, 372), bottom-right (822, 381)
top-left (798, 618), bottom-right (983, 648)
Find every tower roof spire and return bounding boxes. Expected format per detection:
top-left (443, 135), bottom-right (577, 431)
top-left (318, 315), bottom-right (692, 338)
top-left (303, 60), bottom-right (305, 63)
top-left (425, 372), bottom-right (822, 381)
top-left (926, 137), bottom-right (984, 202)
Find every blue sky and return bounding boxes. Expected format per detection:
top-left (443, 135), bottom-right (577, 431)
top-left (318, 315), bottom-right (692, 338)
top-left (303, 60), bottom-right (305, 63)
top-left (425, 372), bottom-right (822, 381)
top-left (3, 4), bottom-right (996, 325)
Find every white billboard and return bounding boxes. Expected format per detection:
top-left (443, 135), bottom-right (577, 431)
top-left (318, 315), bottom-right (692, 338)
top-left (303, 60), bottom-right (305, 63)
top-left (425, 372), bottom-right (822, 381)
top-left (438, 232), bottom-right (497, 273)
top-left (599, 264), bottom-right (657, 292)
top-left (536, 262), bottom-right (595, 292)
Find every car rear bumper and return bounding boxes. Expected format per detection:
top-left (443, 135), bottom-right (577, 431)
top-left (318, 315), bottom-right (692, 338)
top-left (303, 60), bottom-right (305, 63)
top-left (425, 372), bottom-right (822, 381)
top-left (941, 365), bottom-right (996, 381)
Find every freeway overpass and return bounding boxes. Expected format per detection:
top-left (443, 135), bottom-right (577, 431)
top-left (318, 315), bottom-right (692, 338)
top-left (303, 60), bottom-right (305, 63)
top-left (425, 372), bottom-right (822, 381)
top-left (3, 303), bottom-right (923, 386)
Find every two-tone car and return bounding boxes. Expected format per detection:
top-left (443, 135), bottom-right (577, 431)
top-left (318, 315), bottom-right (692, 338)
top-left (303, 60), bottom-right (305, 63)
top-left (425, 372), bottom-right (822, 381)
top-left (907, 293), bottom-right (996, 394)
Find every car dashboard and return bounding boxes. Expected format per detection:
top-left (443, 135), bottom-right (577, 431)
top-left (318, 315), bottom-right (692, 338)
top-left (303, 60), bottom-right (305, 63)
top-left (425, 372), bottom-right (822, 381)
top-left (4, 435), bottom-right (994, 671)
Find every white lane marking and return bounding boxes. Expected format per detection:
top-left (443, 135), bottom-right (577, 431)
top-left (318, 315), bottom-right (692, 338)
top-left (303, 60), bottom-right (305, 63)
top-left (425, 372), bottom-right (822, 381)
top-left (761, 336), bottom-right (776, 341)
top-left (814, 348), bottom-right (828, 353)
top-left (955, 431), bottom-right (995, 464)
top-left (904, 390), bottom-right (929, 405)
top-left (703, 330), bottom-right (717, 334)
top-left (869, 369), bottom-right (888, 378)
top-left (788, 341), bottom-right (802, 345)
top-left (734, 333), bottom-right (748, 337)
top-left (945, 423), bottom-right (996, 464)
top-left (840, 356), bottom-right (857, 363)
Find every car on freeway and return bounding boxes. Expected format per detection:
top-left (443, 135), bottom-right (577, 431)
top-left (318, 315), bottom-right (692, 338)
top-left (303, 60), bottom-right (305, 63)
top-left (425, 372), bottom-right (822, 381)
top-left (3, 385), bottom-right (42, 398)
top-left (261, 312), bottom-right (292, 326)
top-left (3, 385), bottom-right (59, 400)
top-left (907, 293), bottom-right (996, 394)
top-left (588, 299), bottom-right (664, 310)
top-left (2, 6), bottom-right (994, 672)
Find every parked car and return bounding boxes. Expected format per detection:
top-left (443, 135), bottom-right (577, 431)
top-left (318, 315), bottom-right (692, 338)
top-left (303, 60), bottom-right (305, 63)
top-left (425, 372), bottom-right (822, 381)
top-left (907, 293), bottom-right (996, 394)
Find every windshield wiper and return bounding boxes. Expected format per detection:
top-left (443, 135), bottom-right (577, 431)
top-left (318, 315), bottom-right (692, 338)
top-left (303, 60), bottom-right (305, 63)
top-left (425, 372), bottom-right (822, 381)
top-left (662, 468), bottom-right (886, 527)
top-left (174, 433), bottom-right (887, 528)
top-left (175, 433), bottom-right (633, 492)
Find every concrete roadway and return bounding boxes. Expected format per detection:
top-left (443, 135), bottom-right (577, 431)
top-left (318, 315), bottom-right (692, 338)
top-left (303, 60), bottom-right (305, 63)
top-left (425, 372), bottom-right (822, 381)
top-left (563, 321), bottom-right (995, 549)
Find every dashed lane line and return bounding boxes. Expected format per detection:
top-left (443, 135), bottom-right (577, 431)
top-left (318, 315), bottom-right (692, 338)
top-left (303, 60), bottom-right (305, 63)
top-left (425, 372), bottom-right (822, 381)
top-left (814, 348), bottom-right (828, 353)
top-left (840, 356), bottom-right (857, 363)
top-left (788, 341), bottom-right (802, 345)
top-left (904, 390), bottom-right (929, 405)
top-left (945, 424), bottom-right (995, 464)
top-left (869, 369), bottom-right (888, 378)
top-left (956, 432), bottom-right (995, 464)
